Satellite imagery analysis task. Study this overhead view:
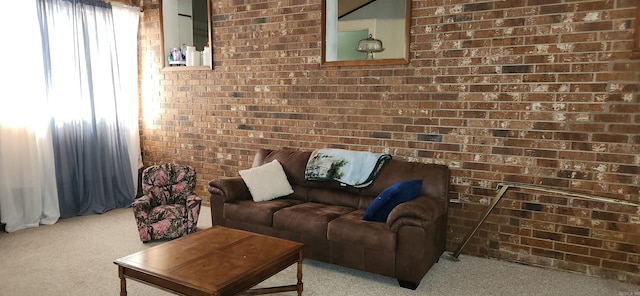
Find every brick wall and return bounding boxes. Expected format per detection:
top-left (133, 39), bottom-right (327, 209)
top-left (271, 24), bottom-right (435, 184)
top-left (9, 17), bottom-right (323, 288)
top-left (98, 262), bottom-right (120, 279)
top-left (139, 0), bottom-right (640, 284)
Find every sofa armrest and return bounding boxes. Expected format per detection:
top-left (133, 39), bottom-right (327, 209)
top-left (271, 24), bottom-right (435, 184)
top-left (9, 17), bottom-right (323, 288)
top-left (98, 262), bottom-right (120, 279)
top-left (386, 196), bottom-right (444, 232)
top-left (208, 177), bottom-right (252, 202)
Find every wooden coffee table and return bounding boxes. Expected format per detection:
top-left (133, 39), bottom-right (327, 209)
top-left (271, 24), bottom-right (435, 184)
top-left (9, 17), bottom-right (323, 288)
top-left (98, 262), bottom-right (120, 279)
top-left (114, 226), bottom-right (304, 296)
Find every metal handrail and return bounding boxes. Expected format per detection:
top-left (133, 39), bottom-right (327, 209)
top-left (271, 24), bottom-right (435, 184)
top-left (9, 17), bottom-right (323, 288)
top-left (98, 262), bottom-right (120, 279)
top-left (447, 183), bottom-right (639, 261)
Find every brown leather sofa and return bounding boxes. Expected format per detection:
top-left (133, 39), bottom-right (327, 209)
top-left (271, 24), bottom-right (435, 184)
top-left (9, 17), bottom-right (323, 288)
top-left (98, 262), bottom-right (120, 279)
top-left (208, 148), bottom-right (451, 289)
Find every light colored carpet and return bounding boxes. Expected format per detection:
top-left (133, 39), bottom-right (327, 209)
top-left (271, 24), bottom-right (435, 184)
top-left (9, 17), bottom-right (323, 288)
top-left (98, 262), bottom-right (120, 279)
top-left (0, 206), bottom-right (637, 296)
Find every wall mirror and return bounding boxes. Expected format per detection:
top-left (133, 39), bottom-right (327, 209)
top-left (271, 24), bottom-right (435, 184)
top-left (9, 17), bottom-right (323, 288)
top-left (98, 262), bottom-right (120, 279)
top-left (161, 0), bottom-right (213, 69)
top-left (322, 0), bottom-right (411, 67)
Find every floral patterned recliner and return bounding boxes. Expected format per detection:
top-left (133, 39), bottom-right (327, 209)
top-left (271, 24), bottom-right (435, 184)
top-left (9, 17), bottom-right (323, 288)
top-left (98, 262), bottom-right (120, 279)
top-left (133, 164), bottom-right (202, 242)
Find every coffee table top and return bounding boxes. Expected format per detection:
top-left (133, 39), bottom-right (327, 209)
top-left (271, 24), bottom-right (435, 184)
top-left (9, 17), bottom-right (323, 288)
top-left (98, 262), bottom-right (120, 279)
top-left (115, 226), bottom-right (304, 295)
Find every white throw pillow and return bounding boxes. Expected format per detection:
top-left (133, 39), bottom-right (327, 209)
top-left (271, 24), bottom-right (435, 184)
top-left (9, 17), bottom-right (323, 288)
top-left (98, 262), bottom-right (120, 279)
top-left (239, 159), bottom-right (294, 202)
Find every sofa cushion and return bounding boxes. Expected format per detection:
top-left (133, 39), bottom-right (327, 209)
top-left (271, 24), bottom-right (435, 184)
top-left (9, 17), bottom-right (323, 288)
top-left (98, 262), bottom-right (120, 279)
top-left (363, 179), bottom-right (423, 222)
top-left (239, 159), bottom-right (294, 202)
top-left (328, 210), bottom-right (396, 252)
top-left (273, 202), bottom-right (355, 238)
top-left (224, 199), bottom-right (303, 227)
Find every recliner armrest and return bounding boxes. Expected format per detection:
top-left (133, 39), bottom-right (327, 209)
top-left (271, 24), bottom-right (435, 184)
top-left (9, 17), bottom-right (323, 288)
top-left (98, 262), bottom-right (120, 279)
top-left (132, 195), bottom-right (153, 228)
top-left (208, 177), bottom-right (252, 202)
top-left (386, 196), bottom-right (444, 232)
top-left (186, 194), bottom-right (202, 203)
top-left (132, 195), bottom-right (152, 210)
top-left (186, 194), bottom-right (202, 209)
top-left (185, 194), bottom-right (202, 233)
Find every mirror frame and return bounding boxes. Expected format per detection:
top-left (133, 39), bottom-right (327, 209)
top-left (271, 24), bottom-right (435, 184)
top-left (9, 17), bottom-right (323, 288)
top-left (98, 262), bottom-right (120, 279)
top-left (321, 0), bottom-right (411, 67)
top-left (159, 0), bottom-right (213, 70)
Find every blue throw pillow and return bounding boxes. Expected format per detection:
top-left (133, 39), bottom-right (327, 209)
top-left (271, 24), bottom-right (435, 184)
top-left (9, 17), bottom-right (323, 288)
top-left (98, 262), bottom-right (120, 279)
top-left (363, 179), bottom-right (423, 222)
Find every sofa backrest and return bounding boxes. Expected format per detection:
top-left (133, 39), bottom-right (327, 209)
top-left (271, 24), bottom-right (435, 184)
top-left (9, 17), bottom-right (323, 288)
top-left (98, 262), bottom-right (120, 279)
top-left (360, 159), bottom-right (451, 203)
top-left (253, 148), bottom-right (311, 186)
top-left (252, 148), bottom-right (450, 210)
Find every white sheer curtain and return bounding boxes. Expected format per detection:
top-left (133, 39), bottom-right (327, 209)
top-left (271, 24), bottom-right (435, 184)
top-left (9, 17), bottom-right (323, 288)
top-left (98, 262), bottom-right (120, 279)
top-left (0, 0), bottom-right (140, 231)
top-left (0, 1), bottom-right (60, 232)
top-left (112, 3), bottom-right (143, 192)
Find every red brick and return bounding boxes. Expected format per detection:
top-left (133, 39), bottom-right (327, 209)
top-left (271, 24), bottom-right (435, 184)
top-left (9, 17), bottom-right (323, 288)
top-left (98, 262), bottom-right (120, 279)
top-left (602, 260), bottom-right (640, 273)
top-left (532, 230), bottom-right (565, 242)
top-left (532, 247), bottom-right (565, 259)
top-left (555, 260), bottom-right (588, 273)
top-left (565, 254), bottom-right (601, 266)
top-left (566, 235), bottom-right (603, 248)
top-left (555, 242), bottom-right (590, 255)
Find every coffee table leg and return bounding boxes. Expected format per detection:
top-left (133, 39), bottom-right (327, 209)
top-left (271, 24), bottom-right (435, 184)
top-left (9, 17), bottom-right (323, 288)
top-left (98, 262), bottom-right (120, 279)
top-left (297, 251), bottom-right (303, 296)
top-left (118, 266), bottom-right (127, 296)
